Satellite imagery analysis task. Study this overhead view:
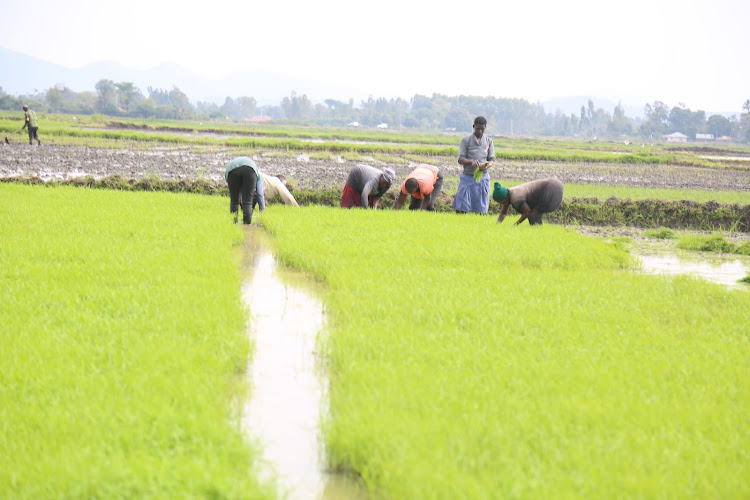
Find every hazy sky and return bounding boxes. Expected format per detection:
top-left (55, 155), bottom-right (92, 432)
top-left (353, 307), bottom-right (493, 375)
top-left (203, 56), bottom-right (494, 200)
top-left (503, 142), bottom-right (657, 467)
top-left (2, 0), bottom-right (748, 111)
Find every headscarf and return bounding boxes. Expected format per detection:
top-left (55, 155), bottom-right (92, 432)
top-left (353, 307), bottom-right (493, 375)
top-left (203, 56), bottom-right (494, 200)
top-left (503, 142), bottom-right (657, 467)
top-left (492, 182), bottom-right (509, 202)
top-left (381, 167), bottom-right (396, 183)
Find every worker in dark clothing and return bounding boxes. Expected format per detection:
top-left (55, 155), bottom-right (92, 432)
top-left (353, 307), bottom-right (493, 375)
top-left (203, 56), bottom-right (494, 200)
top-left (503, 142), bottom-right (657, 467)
top-left (21, 105), bottom-right (41, 145)
top-left (494, 178), bottom-right (564, 225)
top-left (341, 164), bottom-right (396, 209)
top-left (225, 156), bottom-right (262, 224)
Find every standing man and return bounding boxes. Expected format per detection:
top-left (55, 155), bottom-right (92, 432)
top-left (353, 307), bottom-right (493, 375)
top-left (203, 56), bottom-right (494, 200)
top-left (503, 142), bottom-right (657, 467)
top-left (341, 164), bottom-right (396, 209)
top-left (225, 156), bottom-right (262, 224)
top-left (21, 105), bottom-right (41, 146)
top-left (494, 178), bottom-right (564, 225)
top-left (393, 164), bottom-right (444, 211)
top-left (452, 116), bottom-right (495, 214)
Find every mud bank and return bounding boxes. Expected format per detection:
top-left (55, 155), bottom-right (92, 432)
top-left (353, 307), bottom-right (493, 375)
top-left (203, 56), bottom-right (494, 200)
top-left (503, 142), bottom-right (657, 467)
top-left (3, 143), bottom-right (750, 191)
top-left (3, 174), bottom-right (748, 231)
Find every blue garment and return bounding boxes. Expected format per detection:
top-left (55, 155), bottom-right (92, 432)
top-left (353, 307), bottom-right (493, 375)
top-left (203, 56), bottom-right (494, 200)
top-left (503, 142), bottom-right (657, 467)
top-left (452, 173), bottom-right (490, 213)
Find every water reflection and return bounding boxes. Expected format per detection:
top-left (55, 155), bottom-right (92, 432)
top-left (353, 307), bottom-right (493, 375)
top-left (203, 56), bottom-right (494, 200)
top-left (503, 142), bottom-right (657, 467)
top-left (240, 227), bottom-right (369, 500)
top-left (636, 252), bottom-right (750, 289)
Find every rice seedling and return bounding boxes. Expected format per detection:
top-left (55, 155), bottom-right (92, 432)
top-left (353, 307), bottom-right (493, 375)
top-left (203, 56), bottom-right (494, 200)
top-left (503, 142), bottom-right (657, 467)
top-left (0, 184), bottom-right (273, 498)
top-left (557, 182), bottom-right (750, 205)
top-left (644, 227), bottom-right (678, 239)
top-left (260, 205), bottom-right (750, 499)
top-left (677, 233), bottom-right (743, 254)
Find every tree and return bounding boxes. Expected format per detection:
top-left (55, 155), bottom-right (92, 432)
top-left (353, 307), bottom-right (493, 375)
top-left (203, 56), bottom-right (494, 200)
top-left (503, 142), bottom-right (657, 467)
top-left (114, 82), bottom-right (142, 113)
top-left (668, 104), bottom-right (705, 139)
top-left (148, 87), bottom-right (171, 106)
top-left (281, 92), bottom-right (313, 120)
top-left (95, 79), bottom-right (117, 113)
top-left (168, 87), bottom-right (193, 113)
top-left (237, 96), bottom-right (257, 119)
top-left (444, 107), bottom-right (474, 130)
top-left (640, 101), bottom-right (670, 138)
top-left (220, 97), bottom-right (236, 118)
top-left (46, 88), bottom-right (63, 112)
top-left (608, 101), bottom-right (632, 136)
top-left (743, 99), bottom-right (750, 115)
top-left (706, 115), bottom-right (731, 138)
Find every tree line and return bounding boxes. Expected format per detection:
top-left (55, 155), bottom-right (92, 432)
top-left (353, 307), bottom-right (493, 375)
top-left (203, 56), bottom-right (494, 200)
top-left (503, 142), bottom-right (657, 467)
top-left (1, 80), bottom-right (749, 141)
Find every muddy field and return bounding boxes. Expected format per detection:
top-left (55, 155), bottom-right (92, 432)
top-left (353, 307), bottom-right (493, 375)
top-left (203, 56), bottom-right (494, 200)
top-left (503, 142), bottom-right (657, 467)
top-left (2, 143), bottom-right (750, 192)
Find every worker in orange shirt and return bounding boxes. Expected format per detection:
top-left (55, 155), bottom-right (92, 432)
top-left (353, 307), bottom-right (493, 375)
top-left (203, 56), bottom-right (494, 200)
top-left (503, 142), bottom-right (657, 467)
top-left (392, 164), bottom-right (444, 211)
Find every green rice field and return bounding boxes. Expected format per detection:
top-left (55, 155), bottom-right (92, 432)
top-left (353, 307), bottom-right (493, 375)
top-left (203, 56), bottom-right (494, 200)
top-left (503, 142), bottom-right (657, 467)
top-left (261, 205), bottom-right (750, 499)
top-left (0, 184), bottom-right (272, 498)
top-left (1, 114), bottom-right (749, 499)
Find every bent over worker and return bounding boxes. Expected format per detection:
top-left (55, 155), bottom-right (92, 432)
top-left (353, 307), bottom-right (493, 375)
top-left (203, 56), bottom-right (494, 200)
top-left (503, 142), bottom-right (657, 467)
top-left (341, 164), bottom-right (396, 209)
top-left (254, 171), bottom-right (299, 211)
top-left (393, 164), bottom-right (444, 211)
top-left (494, 178), bottom-right (564, 225)
top-left (225, 156), bottom-right (263, 224)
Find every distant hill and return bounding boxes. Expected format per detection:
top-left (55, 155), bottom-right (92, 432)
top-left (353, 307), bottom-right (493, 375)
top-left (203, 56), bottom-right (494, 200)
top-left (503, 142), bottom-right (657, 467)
top-left (0, 47), bottom-right (739, 117)
top-left (0, 46), bottom-right (367, 106)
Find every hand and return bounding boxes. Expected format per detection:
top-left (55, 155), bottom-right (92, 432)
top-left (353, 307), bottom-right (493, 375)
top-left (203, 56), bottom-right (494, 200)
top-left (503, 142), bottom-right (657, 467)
top-left (472, 159), bottom-right (481, 167)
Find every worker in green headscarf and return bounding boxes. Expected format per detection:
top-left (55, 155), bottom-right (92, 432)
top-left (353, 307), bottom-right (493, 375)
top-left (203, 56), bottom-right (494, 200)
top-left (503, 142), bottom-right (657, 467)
top-left (494, 178), bottom-right (564, 225)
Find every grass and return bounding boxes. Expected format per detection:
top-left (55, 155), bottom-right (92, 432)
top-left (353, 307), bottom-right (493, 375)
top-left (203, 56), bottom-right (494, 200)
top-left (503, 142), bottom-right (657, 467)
top-left (644, 227), bottom-right (679, 239)
top-left (495, 179), bottom-right (750, 205)
top-left (677, 233), bottom-right (750, 255)
top-left (0, 184), bottom-right (272, 498)
top-left (261, 205), bottom-right (750, 499)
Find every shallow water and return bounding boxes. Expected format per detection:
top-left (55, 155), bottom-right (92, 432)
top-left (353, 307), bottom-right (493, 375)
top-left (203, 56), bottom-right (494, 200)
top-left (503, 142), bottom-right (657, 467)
top-left (636, 252), bottom-right (750, 289)
top-left (240, 227), bottom-right (369, 500)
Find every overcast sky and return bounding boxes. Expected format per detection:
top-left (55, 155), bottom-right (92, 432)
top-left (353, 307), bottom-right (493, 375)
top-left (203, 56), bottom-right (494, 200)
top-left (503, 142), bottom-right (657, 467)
top-left (2, 0), bottom-right (748, 112)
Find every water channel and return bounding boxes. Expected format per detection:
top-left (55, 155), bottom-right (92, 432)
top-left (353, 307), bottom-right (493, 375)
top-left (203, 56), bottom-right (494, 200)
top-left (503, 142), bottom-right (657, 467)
top-left (240, 227), bottom-right (369, 500)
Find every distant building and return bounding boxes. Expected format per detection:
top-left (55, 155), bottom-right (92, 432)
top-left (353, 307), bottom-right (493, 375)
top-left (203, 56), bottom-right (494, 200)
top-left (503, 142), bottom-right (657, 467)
top-left (663, 132), bottom-right (688, 143)
top-left (347, 121), bottom-right (360, 127)
top-left (695, 133), bottom-right (714, 142)
top-left (376, 123), bottom-right (388, 129)
top-left (716, 136), bottom-right (732, 142)
top-left (246, 116), bottom-right (272, 123)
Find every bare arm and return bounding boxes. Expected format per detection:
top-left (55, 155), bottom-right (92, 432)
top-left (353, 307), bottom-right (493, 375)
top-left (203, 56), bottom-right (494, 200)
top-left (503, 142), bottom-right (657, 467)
top-left (496, 202), bottom-right (510, 223)
top-left (420, 193), bottom-right (432, 210)
top-left (393, 192), bottom-right (407, 210)
top-left (277, 184), bottom-right (299, 206)
top-left (515, 202), bottom-right (532, 225)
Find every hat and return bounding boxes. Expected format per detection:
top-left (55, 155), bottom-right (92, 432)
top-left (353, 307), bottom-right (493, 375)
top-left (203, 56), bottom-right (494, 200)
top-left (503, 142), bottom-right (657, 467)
top-left (492, 182), bottom-right (509, 202)
top-left (381, 167), bottom-right (396, 183)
